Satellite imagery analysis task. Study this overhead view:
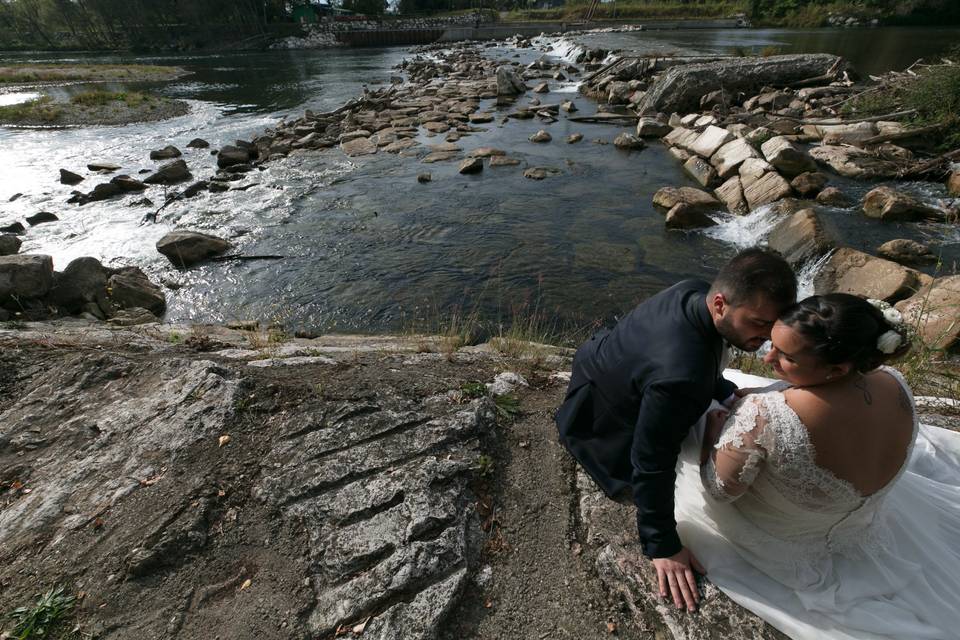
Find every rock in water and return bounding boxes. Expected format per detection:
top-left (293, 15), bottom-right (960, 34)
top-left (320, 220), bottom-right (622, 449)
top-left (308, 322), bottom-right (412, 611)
top-left (143, 159), bottom-right (192, 185)
top-left (496, 65), bottom-right (526, 96)
top-left (528, 130), bottom-right (552, 143)
top-left (59, 169), bottom-right (84, 185)
top-left (877, 239), bottom-right (936, 265)
top-left (186, 138), bottom-right (210, 149)
top-left (761, 136), bottom-right (817, 177)
top-left (813, 248), bottom-right (921, 304)
top-left (46, 256), bottom-right (109, 313)
top-left (0, 234), bottom-right (21, 256)
top-left (640, 54), bottom-right (846, 114)
top-left (217, 145), bottom-right (252, 168)
top-left (790, 172), bottom-right (828, 197)
top-left (613, 133), bottom-right (645, 151)
top-left (106, 267), bottom-right (166, 315)
top-left (0, 254), bottom-right (54, 300)
top-left (664, 203), bottom-right (716, 229)
top-left (816, 186), bottom-right (853, 207)
top-left (417, 173), bottom-right (432, 183)
top-left (25, 211), bottom-right (58, 226)
top-left (156, 231), bottom-right (231, 268)
top-left (767, 209), bottom-right (836, 266)
top-left (149, 145), bottom-right (182, 160)
top-left (862, 186), bottom-right (945, 222)
top-left (458, 158), bottom-right (484, 174)
top-left (567, 133), bottom-right (583, 144)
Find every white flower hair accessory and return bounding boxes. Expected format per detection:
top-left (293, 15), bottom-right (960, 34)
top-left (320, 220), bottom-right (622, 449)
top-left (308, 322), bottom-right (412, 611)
top-left (867, 298), bottom-right (906, 354)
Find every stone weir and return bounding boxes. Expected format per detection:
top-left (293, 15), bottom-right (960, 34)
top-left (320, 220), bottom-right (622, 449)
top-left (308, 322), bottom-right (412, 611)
top-left (0, 321), bottom-right (806, 639)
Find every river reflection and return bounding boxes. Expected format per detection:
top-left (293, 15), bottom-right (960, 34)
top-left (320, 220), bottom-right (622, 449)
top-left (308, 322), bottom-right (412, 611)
top-left (0, 30), bottom-right (958, 336)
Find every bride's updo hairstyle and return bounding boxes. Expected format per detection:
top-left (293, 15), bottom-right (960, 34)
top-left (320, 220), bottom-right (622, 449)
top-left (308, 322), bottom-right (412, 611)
top-left (778, 293), bottom-right (911, 373)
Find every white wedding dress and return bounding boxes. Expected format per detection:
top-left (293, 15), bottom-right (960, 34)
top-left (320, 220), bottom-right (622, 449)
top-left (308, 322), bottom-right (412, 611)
top-left (674, 366), bottom-right (960, 639)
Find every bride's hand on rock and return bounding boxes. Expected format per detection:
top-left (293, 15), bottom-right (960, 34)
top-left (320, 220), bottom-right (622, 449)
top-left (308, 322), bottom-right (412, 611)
top-left (652, 547), bottom-right (705, 612)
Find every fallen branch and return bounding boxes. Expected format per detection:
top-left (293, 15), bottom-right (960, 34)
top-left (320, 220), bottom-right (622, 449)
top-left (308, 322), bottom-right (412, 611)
top-left (900, 147), bottom-right (960, 178)
top-left (787, 58), bottom-right (845, 88)
top-left (862, 122), bottom-right (947, 146)
top-left (777, 109), bottom-right (918, 126)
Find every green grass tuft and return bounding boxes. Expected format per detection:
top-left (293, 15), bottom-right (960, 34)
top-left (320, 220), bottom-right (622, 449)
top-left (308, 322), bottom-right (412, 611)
top-left (4, 585), bottom-right (76, 640)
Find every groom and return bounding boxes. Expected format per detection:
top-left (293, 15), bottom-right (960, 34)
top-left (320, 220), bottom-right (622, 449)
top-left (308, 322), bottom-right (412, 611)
top-left (556, 247), bottom-right (796, 612)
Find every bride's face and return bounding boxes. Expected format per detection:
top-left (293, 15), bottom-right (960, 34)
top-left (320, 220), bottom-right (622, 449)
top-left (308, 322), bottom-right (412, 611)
top-left (763, 322), bottom-right (845, 386)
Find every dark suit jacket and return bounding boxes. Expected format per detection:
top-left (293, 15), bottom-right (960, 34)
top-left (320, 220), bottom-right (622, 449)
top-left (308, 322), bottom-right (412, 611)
top-left (556, 279), bottom-right (736, 558)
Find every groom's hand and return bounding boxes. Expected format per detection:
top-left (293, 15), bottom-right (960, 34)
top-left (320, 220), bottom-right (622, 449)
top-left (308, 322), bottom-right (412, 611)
top-left (652, 547), bottom-right (705, 612)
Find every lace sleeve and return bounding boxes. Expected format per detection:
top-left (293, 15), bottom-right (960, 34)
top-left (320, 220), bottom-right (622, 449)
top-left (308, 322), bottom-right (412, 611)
top-left (700, 394), bottom-right (775, 502)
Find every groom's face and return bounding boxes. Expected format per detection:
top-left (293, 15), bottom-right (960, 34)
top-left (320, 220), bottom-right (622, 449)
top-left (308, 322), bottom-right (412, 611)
top-left (713, 294), bottom-right (782, 352)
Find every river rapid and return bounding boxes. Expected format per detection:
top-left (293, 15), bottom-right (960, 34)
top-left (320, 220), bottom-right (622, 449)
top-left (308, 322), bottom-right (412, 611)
top-left (1, 27), bottom-right (958, 336)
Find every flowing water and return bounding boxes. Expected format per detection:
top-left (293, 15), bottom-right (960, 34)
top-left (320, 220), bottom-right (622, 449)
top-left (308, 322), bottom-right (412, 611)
top-left (1, 28), bottom-right (958, 336)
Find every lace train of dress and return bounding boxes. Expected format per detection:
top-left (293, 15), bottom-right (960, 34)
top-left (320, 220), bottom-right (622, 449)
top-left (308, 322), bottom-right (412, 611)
top-left (673, 368), bottom-right (960, 640)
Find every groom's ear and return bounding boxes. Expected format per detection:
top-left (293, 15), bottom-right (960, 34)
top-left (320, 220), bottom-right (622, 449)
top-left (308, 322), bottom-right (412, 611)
top-left (710, 292), bottom-right (728, 319)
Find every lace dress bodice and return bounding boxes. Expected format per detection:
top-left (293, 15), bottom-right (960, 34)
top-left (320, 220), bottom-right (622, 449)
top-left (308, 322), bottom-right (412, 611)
top-left (700, 367), bottom-right (918, 560)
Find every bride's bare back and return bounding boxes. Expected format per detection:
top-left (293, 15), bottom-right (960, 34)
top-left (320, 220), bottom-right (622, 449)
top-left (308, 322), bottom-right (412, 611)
top-left (783, 369), bottom-right (915, 496)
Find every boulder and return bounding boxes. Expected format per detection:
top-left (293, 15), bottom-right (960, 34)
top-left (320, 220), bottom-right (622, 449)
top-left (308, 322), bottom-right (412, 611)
top-left (87, 162), bottom-right (120, 172)
top-left (489, 156), bottom-right (521, 167)
top-left (529, 130), bottom-right (552, 143)
top-left (0, 234), bottom-right (21, 256)
top-left (690, 126), bottom-right (735, 159)
top-left (816, 122), bottom-right (878, 146)
top-left (496, 66), bottom-right (526, 96)
top-left (652, 186), bottom-right (722, 213)
top-left (663, 127), bottom-right (700, 154)
top-left (143, 159), bottom-right (191, 185)
top-left (635, 118), bottom-right (672, 138)
top-left (710, 138), bottom-right (759, 179)
top-left (664, 203), bottom-right (717, 229)
top-left (106, 267), bottom-right (166, 316)
top-left (467, 147), bottom-right (506, 158)
top-left (816, 186), bottom-right (853, 207)
top-left (417, 173), bottom-right (431, 183)
top-left (790, 172), bottom-right (828, 197)
top-left (739, 159), bottom-right (792, 210)
top-left (523, 167), bottom-right (550, 180)
top-left (46, 256), bottom-right (109, 313)
top-left (217, 145), bottom-right (252, 168)
top-left (877, 239), bottom-right (936, 265)
top-left (533, 82), bottom-right (549, 94)
top-left (947, 171), bottom-right (960, 197)
top-left (59, 169), bottom-right (84, 185)
top-left (766, 209), bottom-right (836, 266)
top-left (566, 133), bottom-right (583, 144)
top-left (613, 133), bottom-right (645, 150)
top-left (25, 211), bottom-right (58, 226)
top-left (683, 156), bottom-right (718, 188)
top-left (149, 145), bottom-right (182, 160)
top-left (639, 54), bottom-right (846, 114)
top-left (458, 157), bottom-right (483, 174)
top-left (896, 276), bottom-right (960, 349)
top-left (110, 175), bottom-right (147, 192)
top-left (813, 247), bottom-right (922, 303)
top-left (0, 254), bottom-right (54, 300)
top-left (340, 137), bottom-right (378, 156)
top-left (423, 121), bottom-right (451, 133)
top-left (84, 182), bottom-right (125, 202)
top-left (186, 138), bottom-right (210, 149)
top-left (761, 136), bottom-right (817, 177)
top-left (561, 100), bottom-right (577, 113)
top-left (714, 176), bottom-right (747, 214)
top-left (156, 231), bottom-right (230, 268)
top-left (808, 145), bottom-right (901, 179)
top-left (468, 113), bottom-right (494, 124)
top-left (107, 307), bottom-right (159, 326)
top-left (0, 222), bottom-right (25, 234)
top-left (862, 186), bottom-right (944, 222)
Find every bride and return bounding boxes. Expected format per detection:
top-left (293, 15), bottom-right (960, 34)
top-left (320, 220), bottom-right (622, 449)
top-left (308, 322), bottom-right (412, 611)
top-left (673, 293), bottom-right (960, 639)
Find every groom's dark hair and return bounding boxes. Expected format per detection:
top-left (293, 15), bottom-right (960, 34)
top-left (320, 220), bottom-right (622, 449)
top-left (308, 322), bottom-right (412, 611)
top-left (709, 247), bottom-right (796, 308)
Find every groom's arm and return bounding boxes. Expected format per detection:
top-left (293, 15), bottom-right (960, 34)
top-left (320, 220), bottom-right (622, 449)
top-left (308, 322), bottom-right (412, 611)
top-left (714, 375), bottom-right (737, 404)
top-left (630, 378), bottom-right (708, 558)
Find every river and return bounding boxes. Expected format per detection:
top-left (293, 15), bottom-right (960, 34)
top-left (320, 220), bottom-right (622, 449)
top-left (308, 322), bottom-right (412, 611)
top-left (1, 27), bottom-right (958, 337)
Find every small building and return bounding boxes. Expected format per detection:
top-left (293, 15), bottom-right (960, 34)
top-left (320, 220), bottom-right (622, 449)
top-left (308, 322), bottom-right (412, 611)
top-left (535, 0), bottom-right (565, 9)
top-left (291, 1), bottom-right (334, 23)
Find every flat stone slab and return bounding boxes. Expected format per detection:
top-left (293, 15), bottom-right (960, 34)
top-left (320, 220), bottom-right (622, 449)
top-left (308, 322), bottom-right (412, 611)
top-left (808, 145), bottom-right (902, 179)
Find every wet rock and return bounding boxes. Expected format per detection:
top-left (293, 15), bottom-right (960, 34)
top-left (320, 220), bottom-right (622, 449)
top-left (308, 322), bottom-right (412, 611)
top-left (156, 231), bottom-right (230, 268)
top-left (533, 82), bottom-right (549, 94)
top-left (790, 172), bottom-right (828, 197)
top-left (0, 254), bottom-right (54, 300)
top-left (181, 181), bottom-right (209, 198)
top-left (458, 158), bottom-right (483, 174)
top-left (714, 176), bottom-right (747, 215)
top-left (110, 175), bottom-right (147, 192)
top-left (529, 130), bottom-right (552, 143)
top-left (489, 156), bottom-right (521, 167)
top-left (690, 125), bottom-right (735, 159)
top-left (150, 145), bottom-right (182, 160)
top-left (635, 118), bottom-right (671, 138)
top-left (0, 222), bottom-right (25, 234)
top-left (896, 276), bottom-right (960, 349)
top-left (947, 171), bottom-right (960, 197)
top-left (652, 186), bottom-right (722, 213)
top-left (808, 145), bottom-right (901, 179)
top-left (421, 151), bottom-right (460, 164)
top-left (761, 136), bottom-right (817, 177)
top-left (613, 133), bottom-right (644, 150)
top-left (665, 203), bottom-right (717, 230)
top-left (25, 211), bottom-right (58, 226)
top-left (83, 182), bottom-right (124, 202)
top-left (417, 173), bottom-right (432, 183)
top-left (862, 186), bottom-right (945, 222)
top-left (467, 147), bottom-right (505, 158)
top-left (639, 54), bottom-right (845, 114)
top-left (107, 267), bottom-right (166, 316)
top-left (566, 133), bottom-right (583, 144)
top-left (0, 234), bottom-right (21, 256)
top-left (48, 256), bottom-right (110, 313)
top-left (710, 138), bottom-right (760, 179)
top-left (424, 121), bottom-right (451, 133)
top-left (739, 158), bottom-right (792, 210)
top-left (144, 159), bottom-right (192, 185)
top-left (59, 169), bottom-right (84, 185)
top-left (767, 209), bottom-right (837, 266)
top-left (216, 145), bottom-right (252, 168)
top-left (561, 100), bottom-right (577, 113)
top-left (468, 112), bottom-right (493, 124)
top-left (814, 247), bottom-right (921, 303)
top-left (816, 186), bottom-right (853, 207)
top-left (186, 138), bottom-right (210, 149)
top-left (523, 167), bottom-right (558, 180)
top-left (683, 156), bottom-right (718, 188)
top-left (496, 65), bottom-right (526, 96)
top-left (383, 139), bottom-right (419, 154)
top-left (340, 137), bottom-right (378, 157)
top-left (87, 161), bottom-right (121, 172)
top-left (877, 239), bottom-right (936, 265)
